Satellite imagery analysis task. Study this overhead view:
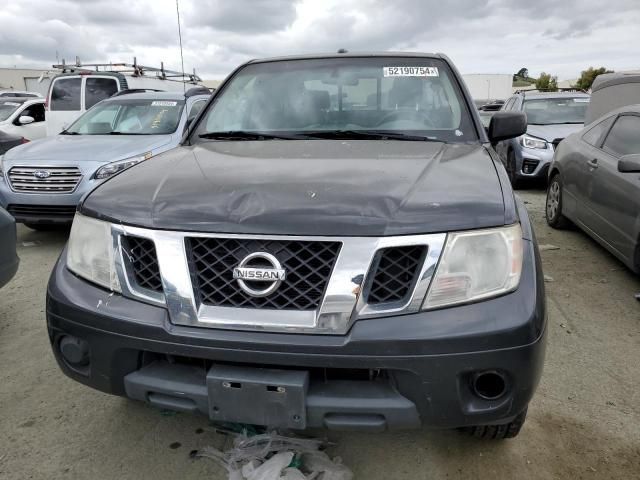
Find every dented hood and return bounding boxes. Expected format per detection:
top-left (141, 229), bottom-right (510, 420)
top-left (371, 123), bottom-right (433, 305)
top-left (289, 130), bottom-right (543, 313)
top-left (81, 140), bottom-right (507, 236)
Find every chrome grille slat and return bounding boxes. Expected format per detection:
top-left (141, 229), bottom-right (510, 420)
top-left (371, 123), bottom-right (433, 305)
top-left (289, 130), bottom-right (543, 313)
top-left (7, 166), bottom-right (82, 194)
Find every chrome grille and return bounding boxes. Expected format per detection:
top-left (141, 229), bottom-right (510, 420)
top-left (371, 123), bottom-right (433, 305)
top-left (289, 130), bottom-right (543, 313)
top-left (7, 166), bottom-right (82, 193)
top-left (122, 236), bottom-right (163, 293)
top-left (186, 237), bottom-right (341, 310)
top-left (366, 245), bottom-right (427, 304)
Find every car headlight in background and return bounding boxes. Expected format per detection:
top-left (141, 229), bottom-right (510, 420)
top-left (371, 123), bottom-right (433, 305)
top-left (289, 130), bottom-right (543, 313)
top-left (423, 223), bottom-right (523, 309)
top-left (94, 152), bottom-right (152, 180)
top-left (520, 134), bottom-right (548, 150)
top-left (66, 214), bottom-right (121, 292)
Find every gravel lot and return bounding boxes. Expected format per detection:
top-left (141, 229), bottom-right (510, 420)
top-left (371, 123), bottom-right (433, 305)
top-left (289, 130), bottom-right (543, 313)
top-left (1, 189), bottom-right (639, 479)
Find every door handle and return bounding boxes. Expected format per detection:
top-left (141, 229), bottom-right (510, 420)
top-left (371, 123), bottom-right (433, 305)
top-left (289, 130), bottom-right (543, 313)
top-left (587, 158), bottom-right (599, 169)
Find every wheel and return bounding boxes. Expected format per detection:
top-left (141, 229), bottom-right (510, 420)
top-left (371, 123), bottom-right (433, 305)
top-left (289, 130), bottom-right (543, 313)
top-left (546, 174), bottom-right (570, 229)
top-left (505, 150), bottom-right (523, 189)
top-left (460, 408), bottom-right (528, 440)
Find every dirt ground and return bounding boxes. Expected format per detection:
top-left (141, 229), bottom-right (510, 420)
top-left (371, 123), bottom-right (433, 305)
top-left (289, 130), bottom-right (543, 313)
top-left (1, 188), bottom-right (639, 480)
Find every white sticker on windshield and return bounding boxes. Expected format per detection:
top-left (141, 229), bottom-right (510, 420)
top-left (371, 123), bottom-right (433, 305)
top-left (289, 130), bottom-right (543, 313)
top-left (151, 101), bottom-right (177, 107)
top-left (384, 66), bottom-right (439, 77)
top-left (573, 98), bottom-right (590, 103)
top-left (2, 102), bottom-right (21, 107)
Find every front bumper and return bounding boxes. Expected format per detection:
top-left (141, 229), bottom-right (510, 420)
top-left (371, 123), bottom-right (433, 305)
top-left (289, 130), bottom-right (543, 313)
top-left (0, 180), bottom-right (83, 224)
top-left (47, 233), bottom-right (547, 431)
top-left (516, 145), bottom-right (554, 178)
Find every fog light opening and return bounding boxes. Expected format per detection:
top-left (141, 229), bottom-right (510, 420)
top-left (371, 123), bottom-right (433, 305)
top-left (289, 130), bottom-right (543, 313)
top-left (522, 159), bottom-right (539, 174)
top-left (472, 371), bottom-right (507, 400)
top-left (59, 335), bottom-right (90, 367)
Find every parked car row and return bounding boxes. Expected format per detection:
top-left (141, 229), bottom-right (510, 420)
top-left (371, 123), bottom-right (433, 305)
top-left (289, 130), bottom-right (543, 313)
top-left (0, 87), bottom-right (210, 229)
top-left (0, 60), bottom-right (205, 149)
top-left (3, 53), bottom-right (638, 444)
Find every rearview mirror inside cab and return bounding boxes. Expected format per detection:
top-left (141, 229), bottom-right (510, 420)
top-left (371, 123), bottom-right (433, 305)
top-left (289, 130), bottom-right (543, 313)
top-left (618, 154), bottom-right (640, 173)
top-left (488, 112), bottom-right (527, 143)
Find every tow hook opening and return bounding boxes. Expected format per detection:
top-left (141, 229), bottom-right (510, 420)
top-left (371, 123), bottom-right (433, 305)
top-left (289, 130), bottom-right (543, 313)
top-left (471, 371), bottom-right (508, 400)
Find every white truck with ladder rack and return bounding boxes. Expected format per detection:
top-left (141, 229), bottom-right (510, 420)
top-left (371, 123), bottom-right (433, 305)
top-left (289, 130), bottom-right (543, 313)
top-left (45, 57), bottom-right (203, 136)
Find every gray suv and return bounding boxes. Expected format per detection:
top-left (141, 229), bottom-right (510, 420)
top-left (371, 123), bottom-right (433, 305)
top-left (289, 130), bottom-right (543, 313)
top-left (0, 89), bottom-right (210, 229)
top-left (495, 90), bottom-right (590, 188)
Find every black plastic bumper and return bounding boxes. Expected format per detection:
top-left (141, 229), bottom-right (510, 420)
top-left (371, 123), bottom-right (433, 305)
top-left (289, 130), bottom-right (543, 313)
top-left (46, 230), bottom-right (546, 431)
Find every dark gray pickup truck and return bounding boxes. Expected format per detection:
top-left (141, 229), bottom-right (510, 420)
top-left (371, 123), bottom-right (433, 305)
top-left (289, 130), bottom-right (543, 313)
top-left (47, 52), bottom-right (546, 439)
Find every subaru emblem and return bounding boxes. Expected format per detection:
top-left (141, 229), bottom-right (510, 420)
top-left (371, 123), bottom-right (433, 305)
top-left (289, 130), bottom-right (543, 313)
top-left (33, 170), bottom-right (51, 179)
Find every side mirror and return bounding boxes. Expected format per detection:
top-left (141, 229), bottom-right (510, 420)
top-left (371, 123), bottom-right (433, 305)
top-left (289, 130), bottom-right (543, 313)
top-left (18, 115), bottom-right (35, 125)
top-left (618, 154), bottom-right (640, 173)
top-left (488, 112), bottom-right (527, 143)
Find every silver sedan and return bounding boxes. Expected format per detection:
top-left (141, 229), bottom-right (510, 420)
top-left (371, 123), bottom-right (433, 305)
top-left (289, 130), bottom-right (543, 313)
top-left (546, 104), bottom-right (640, 273)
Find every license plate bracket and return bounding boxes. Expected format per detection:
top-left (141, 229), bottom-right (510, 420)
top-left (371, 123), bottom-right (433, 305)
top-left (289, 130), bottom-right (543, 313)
top-left (206, 364), bottom-right (309, 429)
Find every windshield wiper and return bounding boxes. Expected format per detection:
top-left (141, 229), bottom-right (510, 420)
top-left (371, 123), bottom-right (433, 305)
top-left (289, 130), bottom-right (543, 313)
top-left (302, 130), bottom-right (436, 141)
top-left (199, 131), bottom-right (307, 140)
top-left (109, 131), bottom-right (154, 135)
top-left (529, 122), bottom-right (583, 126)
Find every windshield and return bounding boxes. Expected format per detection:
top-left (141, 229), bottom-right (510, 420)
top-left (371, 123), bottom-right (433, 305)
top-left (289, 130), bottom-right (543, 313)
top-left (524, 97), bottom-right (589, 125)
top-left (65, 98), bottom-right (185, 135)
top-left (0, 101), bottom-right (23, 122)
top-left (193, 57), bottom-right (477, 142)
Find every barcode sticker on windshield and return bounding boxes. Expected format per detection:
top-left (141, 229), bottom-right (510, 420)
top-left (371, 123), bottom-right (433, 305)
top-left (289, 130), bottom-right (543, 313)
top-left (383, 66), bottom-right (439, 77)
top-left (151, 101), bottom-right (177, 107)
top-left (573, 98), bottom-right (590, 103)
top-left (2, 102), bottom-right (21, 107)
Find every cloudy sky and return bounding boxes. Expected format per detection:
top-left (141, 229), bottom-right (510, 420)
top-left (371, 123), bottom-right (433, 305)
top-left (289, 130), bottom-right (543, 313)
top-left (1, 0), bottom-right (639, 81)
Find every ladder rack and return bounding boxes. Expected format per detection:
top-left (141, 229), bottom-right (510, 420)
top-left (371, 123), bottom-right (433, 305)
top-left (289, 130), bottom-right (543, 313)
top-left (51, 57), bottom-right (201, 83)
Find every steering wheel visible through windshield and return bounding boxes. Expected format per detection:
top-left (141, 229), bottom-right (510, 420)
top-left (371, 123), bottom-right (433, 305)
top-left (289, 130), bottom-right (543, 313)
top-left (64, 98), bottom-right (185, 135)
top-left (193, 57), bottom-right (477, 143)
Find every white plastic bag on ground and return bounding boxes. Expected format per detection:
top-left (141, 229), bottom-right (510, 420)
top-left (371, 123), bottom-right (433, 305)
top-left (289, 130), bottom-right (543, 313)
top-left (194, 429), bottom-right (353, 480)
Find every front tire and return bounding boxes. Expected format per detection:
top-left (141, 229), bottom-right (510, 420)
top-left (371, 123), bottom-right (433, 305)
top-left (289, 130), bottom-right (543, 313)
top-left (546, 174), bottom-right (570, 229)
top-left (461, 408), bottom-right (528, 440)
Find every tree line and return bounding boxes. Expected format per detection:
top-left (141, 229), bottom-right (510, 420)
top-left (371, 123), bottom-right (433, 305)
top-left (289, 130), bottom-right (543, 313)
top-left (513, 67), bottom-right (613, 91)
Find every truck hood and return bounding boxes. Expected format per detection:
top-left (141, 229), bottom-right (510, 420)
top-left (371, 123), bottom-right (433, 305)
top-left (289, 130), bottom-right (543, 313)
top-left (2, 134), bottom-right (171, 164)
top-left (82, 140), bottom-right (508, 237)
top-left (527, 123), bottom-right (584, 142)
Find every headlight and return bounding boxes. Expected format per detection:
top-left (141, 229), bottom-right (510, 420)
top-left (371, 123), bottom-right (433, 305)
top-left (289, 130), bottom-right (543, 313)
top-left (94, 152), bottom-right (152, 180)
top-left (66, 214), bottom-right (121, 292)
top-left (520, 134), bottom-right (548, 149)
top-left (423, 223), bottom-right (523, 309)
